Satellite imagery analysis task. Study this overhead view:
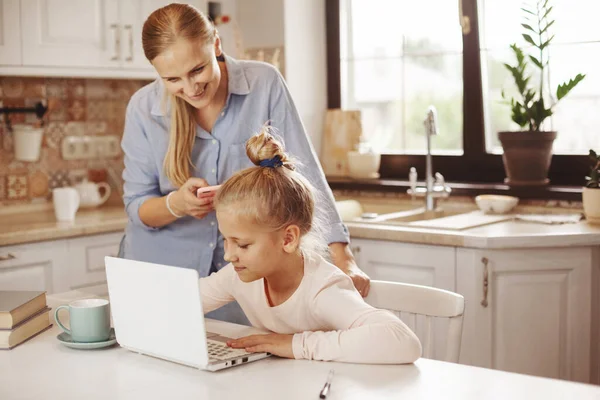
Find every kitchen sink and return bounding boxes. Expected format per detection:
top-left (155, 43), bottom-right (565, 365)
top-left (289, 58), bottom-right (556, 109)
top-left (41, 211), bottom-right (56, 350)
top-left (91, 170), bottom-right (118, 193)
top-left (355, 207), bottom-right (465, 224)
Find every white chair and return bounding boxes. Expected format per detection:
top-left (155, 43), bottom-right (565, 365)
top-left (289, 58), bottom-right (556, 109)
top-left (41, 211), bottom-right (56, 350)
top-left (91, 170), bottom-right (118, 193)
top-left (365, 280), bottom-right (465, 363)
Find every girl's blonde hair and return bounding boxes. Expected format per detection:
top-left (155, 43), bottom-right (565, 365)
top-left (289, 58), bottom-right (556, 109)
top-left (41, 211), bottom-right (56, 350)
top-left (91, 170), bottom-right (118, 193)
top-left (142, 3), bottom-right (216, 187)
top-left (214, 127), bottom-right (326, 255)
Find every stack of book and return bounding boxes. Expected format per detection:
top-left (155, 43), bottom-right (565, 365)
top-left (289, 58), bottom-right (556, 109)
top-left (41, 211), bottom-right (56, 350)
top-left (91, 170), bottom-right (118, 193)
top-left (0, 291), bottom-right (52, 350)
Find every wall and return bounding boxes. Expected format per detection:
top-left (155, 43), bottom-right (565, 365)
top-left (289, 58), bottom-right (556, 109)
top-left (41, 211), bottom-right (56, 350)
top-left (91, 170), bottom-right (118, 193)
top-left (0, 77), bottom-right (149, 207)
top-left (236, 0), bottom-right (284, 49)
top-left (283, 0), bottom-right (327, 155)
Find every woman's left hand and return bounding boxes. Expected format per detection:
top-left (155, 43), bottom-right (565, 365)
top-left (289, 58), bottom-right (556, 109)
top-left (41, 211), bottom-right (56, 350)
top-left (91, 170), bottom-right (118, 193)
top-left (329, 242), bottom-right (371, 297)
top-left (227, 334), bottom-right (294, 359)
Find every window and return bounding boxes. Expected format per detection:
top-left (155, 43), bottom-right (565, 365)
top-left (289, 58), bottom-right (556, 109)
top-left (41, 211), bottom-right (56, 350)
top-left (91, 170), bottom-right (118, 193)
top-left (340, 0), bottom-right (463, 155)
top-left (326, 0), bottom-right (593, 184)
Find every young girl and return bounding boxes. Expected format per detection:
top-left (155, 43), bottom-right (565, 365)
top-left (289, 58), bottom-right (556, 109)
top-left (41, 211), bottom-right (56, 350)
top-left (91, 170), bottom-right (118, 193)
top-left (199, 129), bottom-right (422, 364)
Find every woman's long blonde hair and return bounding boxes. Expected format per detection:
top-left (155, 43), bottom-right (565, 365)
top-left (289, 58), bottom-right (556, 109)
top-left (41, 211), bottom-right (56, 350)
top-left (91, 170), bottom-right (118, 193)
top-left (142, 3), bottom-right (216, 187)
top-left (214, 128), bottom-right (326, 255)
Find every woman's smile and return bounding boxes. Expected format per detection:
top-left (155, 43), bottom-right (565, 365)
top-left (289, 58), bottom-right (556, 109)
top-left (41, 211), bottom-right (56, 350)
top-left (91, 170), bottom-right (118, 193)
top-left (187, 84), bottom-right (207, 100)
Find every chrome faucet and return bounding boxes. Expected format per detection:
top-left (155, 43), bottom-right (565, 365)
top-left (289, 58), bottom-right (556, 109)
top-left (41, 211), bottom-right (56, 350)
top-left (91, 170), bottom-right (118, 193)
top-left (407, 106), bottom-right (451, 211)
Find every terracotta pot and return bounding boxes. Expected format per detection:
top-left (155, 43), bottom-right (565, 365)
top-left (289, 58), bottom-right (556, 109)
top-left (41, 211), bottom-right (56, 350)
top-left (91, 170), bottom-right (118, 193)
top-left (583, 187), bottom-right (600, 225)
top-left (498, 130), bottom-right (557, 186)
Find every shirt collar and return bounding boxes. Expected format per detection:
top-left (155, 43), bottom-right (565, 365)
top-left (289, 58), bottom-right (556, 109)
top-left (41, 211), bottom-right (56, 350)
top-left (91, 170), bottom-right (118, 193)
top-left (150, 54), bottom-right (250, 117)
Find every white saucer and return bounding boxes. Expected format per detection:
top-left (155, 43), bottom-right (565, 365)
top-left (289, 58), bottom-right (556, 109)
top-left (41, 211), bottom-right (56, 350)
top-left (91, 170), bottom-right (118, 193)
top-left (57, 328), bottom-right (117, 350)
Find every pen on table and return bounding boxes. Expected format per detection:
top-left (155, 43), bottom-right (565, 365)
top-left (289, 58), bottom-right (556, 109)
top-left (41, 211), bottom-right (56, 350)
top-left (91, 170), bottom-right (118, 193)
top-left (319, 369), bottom-right (335, 399)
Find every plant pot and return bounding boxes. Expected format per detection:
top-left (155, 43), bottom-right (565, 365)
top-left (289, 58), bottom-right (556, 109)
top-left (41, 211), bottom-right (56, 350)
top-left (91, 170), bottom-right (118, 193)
top-left (13, 124), bottom-right (44, 162)
top-left (498, 130), bottom-right (557, 186)
top-left (583, 187), bottom-right (600, 225)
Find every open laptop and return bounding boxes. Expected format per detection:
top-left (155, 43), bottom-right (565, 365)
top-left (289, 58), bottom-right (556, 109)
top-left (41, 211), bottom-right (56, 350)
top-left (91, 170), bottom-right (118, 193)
top-left (104, 256), bottom-right (270, 371)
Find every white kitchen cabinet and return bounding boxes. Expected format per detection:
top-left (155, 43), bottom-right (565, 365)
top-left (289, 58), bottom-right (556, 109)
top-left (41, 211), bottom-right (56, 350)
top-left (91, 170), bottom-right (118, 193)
top-left (457, 246), bottom-right (595, 383)
top-left (0, 0), bottom-right (21, 65)
top-left (20, 0), bottom-right (120, 68)
top-left (0, 239), bottom-right (70, 293)
top-left (2, 0), bottom-right (205, 78)
top-left (350, 237), bottom-right (456, 361)
top-left (66, 232), bottom-right (122, 290)
top-left (0, 231), bottom-right (122, 294)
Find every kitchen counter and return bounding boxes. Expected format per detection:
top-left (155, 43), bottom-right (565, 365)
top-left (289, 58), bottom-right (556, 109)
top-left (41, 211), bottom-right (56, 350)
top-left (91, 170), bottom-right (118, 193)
top-left (347, 219), bottom-right (600, 249)
top-left (0, 206), bottom-right (127, 246)
top-left (2, 202), bottom-right (600, 250)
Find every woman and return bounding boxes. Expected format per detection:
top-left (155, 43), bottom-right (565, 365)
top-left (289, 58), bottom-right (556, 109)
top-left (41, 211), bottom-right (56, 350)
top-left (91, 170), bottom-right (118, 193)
top-left (120, 3), bottom-right (369, 323)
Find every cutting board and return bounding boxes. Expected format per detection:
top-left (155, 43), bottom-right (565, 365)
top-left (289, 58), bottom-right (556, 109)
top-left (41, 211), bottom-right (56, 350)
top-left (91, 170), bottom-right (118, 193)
top-left (320, 109), bottom-right (362, 177)
top-left (409, 211), bottom-right (514, 230)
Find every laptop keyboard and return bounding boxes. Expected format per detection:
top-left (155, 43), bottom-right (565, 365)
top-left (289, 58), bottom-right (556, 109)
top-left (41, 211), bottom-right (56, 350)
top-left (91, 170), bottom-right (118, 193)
top-left (207, 339), bottom-right (251, 362)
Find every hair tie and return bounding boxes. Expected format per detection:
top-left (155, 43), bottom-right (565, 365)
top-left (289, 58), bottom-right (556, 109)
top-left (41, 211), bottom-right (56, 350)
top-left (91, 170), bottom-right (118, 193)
top-left (259, 155), bottom-right (284, 169)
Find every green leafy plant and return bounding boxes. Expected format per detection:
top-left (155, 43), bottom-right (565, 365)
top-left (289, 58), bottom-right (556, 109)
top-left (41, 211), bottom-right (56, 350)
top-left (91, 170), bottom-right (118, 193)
top-left (586, 149), bottom-right (600, 189)
top-left (502, 0), bottom-right (586, 131)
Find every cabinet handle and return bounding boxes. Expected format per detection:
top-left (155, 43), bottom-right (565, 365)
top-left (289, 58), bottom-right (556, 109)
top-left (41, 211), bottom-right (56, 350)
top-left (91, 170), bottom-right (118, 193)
top-left (0, 253), bottom-right (16, 262)
top-left (481, 257), bottom-right (489, 307)
top-left (124, 24), bottom-right (133, 62)
top-left (110, 23), bottom-right (121, 61)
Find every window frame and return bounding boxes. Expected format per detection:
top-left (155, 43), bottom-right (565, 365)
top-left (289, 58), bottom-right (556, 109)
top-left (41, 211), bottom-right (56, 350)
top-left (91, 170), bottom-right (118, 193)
top-left (325, 0), bottom-right (589, 186)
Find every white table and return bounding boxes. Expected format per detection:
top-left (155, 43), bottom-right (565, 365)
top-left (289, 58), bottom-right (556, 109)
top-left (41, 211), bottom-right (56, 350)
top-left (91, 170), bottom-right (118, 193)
top-left (1, 289), bottom-right (599, 400)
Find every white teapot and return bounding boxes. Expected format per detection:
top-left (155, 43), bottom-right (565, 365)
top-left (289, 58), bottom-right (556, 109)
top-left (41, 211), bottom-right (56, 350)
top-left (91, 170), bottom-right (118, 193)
top-left (74, 179), bottom-right (111, 208)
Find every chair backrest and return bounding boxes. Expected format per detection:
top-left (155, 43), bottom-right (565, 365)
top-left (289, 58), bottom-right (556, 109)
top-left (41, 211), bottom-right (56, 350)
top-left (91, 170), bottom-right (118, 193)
top-left (365, 280), bottom-right (465, 363)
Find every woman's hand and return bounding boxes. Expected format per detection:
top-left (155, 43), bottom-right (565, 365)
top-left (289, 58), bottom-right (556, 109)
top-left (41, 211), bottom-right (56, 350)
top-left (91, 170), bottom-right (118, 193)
top-left (329, 242), bottom-right (371, 297)
top-left (227, 334), bottom-right (294, 359)
top-left (170, 177), bottom-right (216, 219)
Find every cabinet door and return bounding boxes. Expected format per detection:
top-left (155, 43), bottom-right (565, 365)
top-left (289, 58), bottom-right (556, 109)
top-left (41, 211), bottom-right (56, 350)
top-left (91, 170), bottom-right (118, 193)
top-left (119, 0), bottom-right (205, 71)
top-left (350, 238), bottom-right (455, 290)
top-left (457, 247), bottom-right (592, 383)
top-left (66, 232), bottom-right (122, 290)
top-left (0, 0), bottom-right (21, 65)
top-left (20, 0), bottom-right (120, 68)
top-left (350, 237), bottom-right (456, 361)
top-left (0, 240), bottom-right (69, 294)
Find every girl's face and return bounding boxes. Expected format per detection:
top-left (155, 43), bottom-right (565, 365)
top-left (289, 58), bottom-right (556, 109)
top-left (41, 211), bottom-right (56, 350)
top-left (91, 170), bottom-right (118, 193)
top-left (152, 37), bottom-right (223, 109)
top-left (217, 206), bottom-right (297, 283)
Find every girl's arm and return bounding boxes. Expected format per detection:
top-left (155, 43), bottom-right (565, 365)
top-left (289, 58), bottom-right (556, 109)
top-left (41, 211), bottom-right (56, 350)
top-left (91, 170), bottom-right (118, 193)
top-left (292, 277), bottom-right (422, 364)
top-left (198, 264), bottom-right (237, 314)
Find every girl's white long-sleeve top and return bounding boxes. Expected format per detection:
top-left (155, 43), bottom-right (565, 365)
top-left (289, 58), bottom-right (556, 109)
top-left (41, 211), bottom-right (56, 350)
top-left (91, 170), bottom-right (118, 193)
top-left (199, 252), bottom-right (422, 364)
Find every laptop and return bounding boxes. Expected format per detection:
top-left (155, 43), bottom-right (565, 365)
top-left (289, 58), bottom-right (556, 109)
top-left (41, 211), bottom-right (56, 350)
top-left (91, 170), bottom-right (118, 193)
top-left (104, 256), bottom-right (271, 371)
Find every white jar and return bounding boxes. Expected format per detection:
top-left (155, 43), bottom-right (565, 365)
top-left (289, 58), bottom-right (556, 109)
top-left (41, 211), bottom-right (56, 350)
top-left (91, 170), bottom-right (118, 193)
top-left (13, 124), bottom-right (44, 162)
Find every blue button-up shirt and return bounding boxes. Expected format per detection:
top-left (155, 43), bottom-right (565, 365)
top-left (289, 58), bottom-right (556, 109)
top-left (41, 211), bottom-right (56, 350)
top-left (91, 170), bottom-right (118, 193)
top-left (121, 55), bottom-right (349, 276)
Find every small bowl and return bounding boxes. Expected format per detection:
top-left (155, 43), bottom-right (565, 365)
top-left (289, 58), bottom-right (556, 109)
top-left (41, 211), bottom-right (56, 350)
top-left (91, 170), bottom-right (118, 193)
top-left (347, 151), bottom-right (381, 179)
top-left (475, 195), bottom-right (519, 214)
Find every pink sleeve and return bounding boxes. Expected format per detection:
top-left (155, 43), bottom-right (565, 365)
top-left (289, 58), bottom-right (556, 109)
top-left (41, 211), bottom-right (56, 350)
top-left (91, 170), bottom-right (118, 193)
top-left (291, 275), bottom-right (422, 364)
top-left (198, 264), bottom-right (236, 314)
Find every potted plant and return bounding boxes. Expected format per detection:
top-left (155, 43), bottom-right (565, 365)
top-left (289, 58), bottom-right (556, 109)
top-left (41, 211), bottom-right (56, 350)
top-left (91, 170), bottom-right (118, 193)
top-left (583, 149), bottom-right (600, 224)
top-left (500, 0), bottom-right (585, 186)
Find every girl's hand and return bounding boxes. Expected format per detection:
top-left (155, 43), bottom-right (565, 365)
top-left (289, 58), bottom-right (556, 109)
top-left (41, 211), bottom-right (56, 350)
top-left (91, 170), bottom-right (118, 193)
top-left (227, 334), bottom-right (294, 359)
top-left (170, 178), bottom-right (216, 219)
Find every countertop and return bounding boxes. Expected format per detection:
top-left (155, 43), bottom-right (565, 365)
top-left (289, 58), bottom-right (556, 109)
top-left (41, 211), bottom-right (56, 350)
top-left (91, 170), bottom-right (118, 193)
top-left (2, 203), bottom-right (600, 250)
top-left (1, 287), bottom-right (598, 400)
top-left (347, 219), bottom-right (600, 249)
top-left (0, 205), bottom-right (127, 247)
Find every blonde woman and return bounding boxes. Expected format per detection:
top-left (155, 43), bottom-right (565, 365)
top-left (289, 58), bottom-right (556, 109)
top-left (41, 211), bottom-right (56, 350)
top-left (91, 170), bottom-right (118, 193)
top-left (120, 3), bottom-right (369, 323)
top-left (199, 129), bottom-right (421, 363)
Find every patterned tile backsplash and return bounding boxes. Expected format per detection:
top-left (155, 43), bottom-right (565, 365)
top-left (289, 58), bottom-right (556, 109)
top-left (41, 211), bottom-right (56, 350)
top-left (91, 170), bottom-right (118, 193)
top-left (0, 77), bottom-right (151, 208)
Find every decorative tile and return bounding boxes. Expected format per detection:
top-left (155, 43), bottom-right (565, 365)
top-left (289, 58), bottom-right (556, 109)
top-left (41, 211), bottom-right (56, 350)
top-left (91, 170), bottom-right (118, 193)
top-left (45, 79), bottom-right (68, 99)
top-left (85, 121), bottom-right (107, 135)
top-left (65, 121), bottom-right (86, 136)
top-left (67, 99), bottom-right (87, 121)
top-left (86, 100), bottom-right (110, 121)
top-left (0, 176), bottom-right (6, 200)
top-left (68, 169), bottom-right (88, 184)
top-left (29, 170), bottom-right (50, 198)
top-left (88, 168), bottom-right (107, 183)
top-left (67, 79), bottom-right (86, 98)
top-left (85, 79), bottom-right (111, 99)
top-left (44, 122), bottom-right (67, 149)
top-left (48, 170), bottom-right (70, 189)
top-left (23, 78), bottom-right (46, 98)
top-left (7, 175), bottom-right (28, 199)
top-left (2, 77), bottom-right (24, 97)
top-left (47, 98), bottom-right (68, 122)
